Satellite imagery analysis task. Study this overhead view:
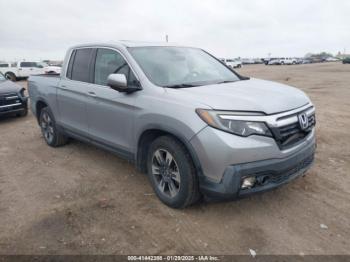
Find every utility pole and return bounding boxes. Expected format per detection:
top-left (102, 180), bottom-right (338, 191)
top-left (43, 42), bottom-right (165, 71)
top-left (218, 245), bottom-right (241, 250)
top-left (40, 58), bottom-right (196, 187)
top-left (165, 35), bottom-right (169, 43)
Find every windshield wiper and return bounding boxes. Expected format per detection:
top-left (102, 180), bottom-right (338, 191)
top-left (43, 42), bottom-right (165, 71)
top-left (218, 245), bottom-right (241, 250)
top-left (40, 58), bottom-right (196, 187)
top-left (164, 83), bottom-right (199, 89)
top-left (215, 80), bottom-right (238, 84)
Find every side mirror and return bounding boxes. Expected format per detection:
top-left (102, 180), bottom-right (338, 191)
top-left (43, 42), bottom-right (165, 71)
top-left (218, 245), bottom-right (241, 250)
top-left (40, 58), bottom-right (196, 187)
top-left (107, 73), bottom-right (141, 93)
top-left (107, 74), bottom-right (127, 91)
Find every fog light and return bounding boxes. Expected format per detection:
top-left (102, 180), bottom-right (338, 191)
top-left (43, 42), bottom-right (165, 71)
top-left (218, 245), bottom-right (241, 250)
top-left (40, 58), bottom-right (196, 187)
top-left (241, 176), bottom-right (256, 189)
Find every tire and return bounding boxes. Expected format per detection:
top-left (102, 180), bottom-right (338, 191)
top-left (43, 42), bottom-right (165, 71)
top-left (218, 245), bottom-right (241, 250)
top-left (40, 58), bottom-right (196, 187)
top-left (39, 107), bottom-right (68, 147)
top-left (5, 72), bottom-right (16, 81)
top-left (147, 136), bottom-right (200, 208)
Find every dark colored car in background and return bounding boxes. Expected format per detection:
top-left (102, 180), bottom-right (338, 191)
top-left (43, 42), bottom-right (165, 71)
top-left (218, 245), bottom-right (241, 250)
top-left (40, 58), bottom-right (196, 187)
top-left (343, 57), bottom-right (350, 64)
top-left (0, 72), bottom-right (28, 117)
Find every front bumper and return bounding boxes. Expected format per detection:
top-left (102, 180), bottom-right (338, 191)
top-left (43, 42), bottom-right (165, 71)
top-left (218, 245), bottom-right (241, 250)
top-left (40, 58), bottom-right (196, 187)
top-left (0, 99), bottom-right (27, 116)
top-left (199, 139), bottom-right (315, 200)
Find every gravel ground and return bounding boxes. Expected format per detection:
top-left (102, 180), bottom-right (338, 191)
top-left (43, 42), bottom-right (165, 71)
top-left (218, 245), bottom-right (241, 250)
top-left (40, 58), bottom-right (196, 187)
top-left (0, 62), bottom-right (349, 255)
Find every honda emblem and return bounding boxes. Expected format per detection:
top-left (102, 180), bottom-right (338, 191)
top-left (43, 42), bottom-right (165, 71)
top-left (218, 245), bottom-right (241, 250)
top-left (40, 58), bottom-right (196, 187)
top-left (298, 113), bottom-right (309, 130)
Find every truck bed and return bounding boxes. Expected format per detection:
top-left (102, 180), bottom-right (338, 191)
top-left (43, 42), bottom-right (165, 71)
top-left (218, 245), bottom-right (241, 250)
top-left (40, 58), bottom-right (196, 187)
top-left (27, 74), bottom-right (62, 118)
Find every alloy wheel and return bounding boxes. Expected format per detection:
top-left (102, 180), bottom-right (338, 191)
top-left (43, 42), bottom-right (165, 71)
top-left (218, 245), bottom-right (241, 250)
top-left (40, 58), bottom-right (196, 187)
top-left (41, 111), bottom-right (54, 144)
top-left (151, 149), bottom-right (181, 198)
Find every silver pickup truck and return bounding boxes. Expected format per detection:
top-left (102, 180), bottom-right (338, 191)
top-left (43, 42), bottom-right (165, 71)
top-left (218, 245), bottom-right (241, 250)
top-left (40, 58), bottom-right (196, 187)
top-left (28, 41), bottom-right (316, 208)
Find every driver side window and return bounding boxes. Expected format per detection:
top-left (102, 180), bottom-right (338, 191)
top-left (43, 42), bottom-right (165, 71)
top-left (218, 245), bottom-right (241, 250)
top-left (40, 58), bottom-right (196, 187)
top-left (94, 48), bottom-right (138, 87)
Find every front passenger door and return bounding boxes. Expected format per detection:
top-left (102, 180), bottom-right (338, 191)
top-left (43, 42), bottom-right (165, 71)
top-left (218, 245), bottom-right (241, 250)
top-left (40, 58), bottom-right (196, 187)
top-left (86, 48), bottom-right (140, 156)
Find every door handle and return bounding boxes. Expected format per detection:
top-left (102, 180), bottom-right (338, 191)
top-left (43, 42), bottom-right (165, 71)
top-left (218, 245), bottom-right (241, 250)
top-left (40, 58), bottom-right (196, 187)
top-left (88, 91), bottom-right (97, 97)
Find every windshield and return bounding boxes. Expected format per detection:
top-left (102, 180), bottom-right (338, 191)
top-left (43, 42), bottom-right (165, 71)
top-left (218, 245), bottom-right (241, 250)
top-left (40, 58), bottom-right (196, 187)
top-left (128, 47), bottom-right (240, 87)
top-left (0, 72), bottom-right (5, 81)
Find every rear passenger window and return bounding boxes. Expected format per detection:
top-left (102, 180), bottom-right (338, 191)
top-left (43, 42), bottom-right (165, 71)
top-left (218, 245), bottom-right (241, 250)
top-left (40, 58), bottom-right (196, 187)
top-left (0, 64), bottom-right (8, 68)
top-left (70, 48), bottom-right (94, 83)
top-left (94, 48), bottom-right (138, 87)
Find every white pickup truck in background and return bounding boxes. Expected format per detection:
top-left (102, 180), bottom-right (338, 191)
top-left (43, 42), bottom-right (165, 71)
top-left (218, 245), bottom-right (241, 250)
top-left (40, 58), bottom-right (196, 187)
top-left (268, 57), bottom-right (297, 65)
top-left (221, 58), bottom-right (243, 68)
top-left (0, 61), bottom-right (45, 81)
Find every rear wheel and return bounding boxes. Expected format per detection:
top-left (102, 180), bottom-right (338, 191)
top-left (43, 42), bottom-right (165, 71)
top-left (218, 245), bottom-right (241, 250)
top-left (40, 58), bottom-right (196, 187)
top-left (39, 107), bottom-right (68, 147)
top-left (147, 136), bottom-right (200, 208)
top-left (5, 72), bottom-right (16, 81)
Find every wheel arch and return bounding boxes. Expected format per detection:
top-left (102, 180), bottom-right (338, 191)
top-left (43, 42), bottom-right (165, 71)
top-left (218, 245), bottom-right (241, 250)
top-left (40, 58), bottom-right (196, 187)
top-left (4, 70), bottom-right (16, 74)
top-left (136, 128), bottom-right (203, 178)
top-left (35, 99), bottom-right (49, 123)
top-left (4, 71), bottom-right (16, 79)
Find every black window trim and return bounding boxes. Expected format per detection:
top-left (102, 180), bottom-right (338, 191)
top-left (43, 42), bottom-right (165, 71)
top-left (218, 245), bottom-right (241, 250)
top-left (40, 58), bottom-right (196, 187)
top-left (67, 48), bottom-right (95, 83)
top-left (64, 46), bottom-right (142, 89)
top-left (66, 49), bottom-right (76, 80)
top-left (92, 47), bottom-right (142, 89)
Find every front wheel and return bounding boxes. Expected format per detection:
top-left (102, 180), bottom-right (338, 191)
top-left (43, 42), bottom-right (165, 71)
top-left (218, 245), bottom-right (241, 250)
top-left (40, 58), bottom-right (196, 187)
top-left (39, 107), bottom-right (68, 147)
top-left (147, 136), bottom-right (200, 208)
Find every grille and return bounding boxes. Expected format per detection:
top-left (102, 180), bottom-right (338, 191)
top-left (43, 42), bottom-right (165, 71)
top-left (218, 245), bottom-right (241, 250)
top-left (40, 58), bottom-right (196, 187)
top-left (276, 114), bottom-right (315, 149)
top-left (0, 93), bottom-right (20, 107)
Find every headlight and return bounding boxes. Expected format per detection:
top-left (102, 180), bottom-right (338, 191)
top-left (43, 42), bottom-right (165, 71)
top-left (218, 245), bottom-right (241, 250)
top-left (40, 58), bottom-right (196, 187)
top-left (196, 109), bottom-right (272, 137)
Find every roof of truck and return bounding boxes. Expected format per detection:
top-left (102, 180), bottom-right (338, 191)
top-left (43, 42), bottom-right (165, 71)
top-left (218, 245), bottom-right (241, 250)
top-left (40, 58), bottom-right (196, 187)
top-left (119, 40), bottom-right (183, 47)
top-left (71, 41), bottom-right (192, 49)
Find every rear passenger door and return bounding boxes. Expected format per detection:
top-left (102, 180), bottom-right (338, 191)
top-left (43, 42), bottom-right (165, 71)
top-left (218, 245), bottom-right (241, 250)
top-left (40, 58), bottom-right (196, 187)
top-left (86, 48), bottom-right (140, 156)
top-left (57, 48), bottom-right (94, 137)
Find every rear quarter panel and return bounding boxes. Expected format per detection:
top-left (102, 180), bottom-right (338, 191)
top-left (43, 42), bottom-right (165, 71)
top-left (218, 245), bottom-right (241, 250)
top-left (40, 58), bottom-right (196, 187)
top-left (28, 75), bottom-right (61, 119)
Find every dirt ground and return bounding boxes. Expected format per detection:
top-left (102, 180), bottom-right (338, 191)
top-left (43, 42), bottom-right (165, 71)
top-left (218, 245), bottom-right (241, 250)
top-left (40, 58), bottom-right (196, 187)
top-left (0, 62), bottom-right (349, 255)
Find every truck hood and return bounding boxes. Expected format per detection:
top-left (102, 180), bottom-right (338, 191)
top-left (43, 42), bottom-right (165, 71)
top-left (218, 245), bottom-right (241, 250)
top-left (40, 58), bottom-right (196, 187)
top-left (166, 78), bottom-right (310, 114)
top-left (0, 80), bottom-right (22, 94)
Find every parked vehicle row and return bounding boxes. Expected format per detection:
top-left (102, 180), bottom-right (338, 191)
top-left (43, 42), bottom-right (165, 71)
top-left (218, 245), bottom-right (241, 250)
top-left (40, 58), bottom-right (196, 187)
top-left (28, 42), bottom-right (316, 208)
top-left (0, 61), bottom-right (62, 81)
top-left (241, 58), bottom-right (263, 65)
top-left (343, 57), bottom-right (350, 64)
top-left (268, 57), bottom-right (298, 65)
top-left (263, 56), bottom-right (342, 65)
top-left (221, 58), bottom-right (264, 67)
top-left (42, 63), bottom-right (62, 74)
top-left (0, 61), bottom-right (44, 81)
